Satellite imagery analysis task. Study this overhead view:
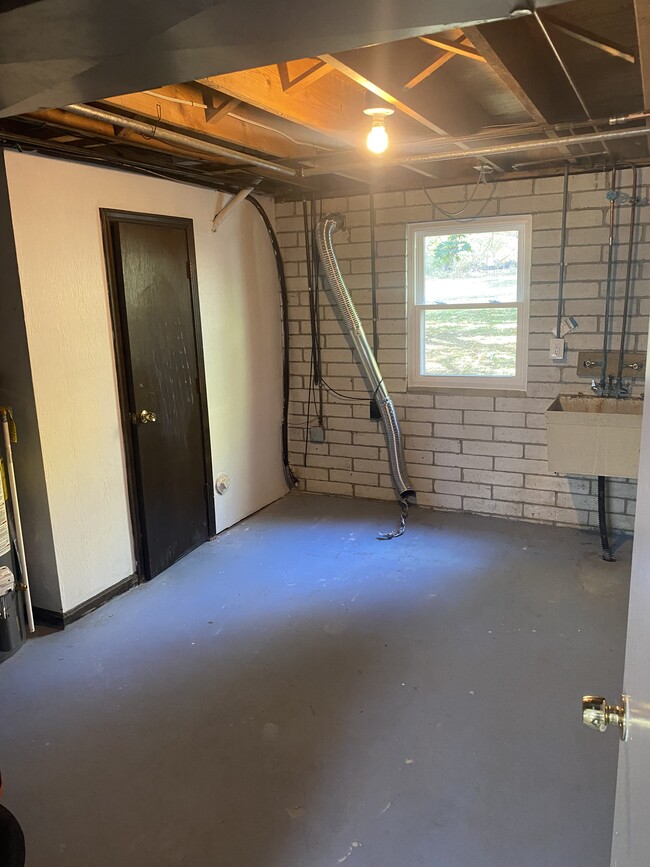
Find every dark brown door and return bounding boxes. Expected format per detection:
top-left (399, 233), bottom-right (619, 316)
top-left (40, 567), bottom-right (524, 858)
top-left (105, 214), bottom-right (214, 580)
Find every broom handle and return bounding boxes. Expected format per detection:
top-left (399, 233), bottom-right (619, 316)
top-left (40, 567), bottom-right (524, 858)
top-left (1, 411), bottom-right (35, 633)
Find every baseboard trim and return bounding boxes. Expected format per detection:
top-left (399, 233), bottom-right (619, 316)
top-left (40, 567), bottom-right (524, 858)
top-left (32, 607), bottom-right (65, 629)
top-left (33, 573), bottom-right (139, 630)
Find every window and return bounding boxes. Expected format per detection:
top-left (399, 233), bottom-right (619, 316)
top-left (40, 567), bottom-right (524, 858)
top-left (407, 216), bottom-right (531, 390)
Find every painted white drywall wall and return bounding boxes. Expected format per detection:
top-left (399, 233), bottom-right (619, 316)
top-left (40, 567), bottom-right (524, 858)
top-left (4, 151), bottom-right (287, 613)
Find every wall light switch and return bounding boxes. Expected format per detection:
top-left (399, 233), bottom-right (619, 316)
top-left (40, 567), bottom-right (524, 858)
top-left (550, 338), bottom-right (565, 361)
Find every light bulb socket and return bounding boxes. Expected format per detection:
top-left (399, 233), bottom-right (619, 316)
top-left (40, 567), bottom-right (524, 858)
top-left (363, 106), bottom-right (394, 119)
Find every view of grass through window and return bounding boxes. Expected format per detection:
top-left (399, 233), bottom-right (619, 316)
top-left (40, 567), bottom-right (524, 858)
top-left (422, 229), bottom-right (519, 377)
top-left (423, 308), bottom-right (518, 376)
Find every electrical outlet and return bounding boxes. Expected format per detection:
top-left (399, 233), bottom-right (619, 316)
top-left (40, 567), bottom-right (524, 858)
top-left (550, 338), bottom-right (565, 361)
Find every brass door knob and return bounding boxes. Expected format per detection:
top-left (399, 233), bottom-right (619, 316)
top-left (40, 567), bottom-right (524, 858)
top-left (139, 410), bottom-right (157, 424)
top-left (582, 695), bottom-right (627, 740)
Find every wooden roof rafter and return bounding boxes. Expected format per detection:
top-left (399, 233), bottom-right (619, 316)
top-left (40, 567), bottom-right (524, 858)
top-left (277, 58), bottom-right (333, 92)
top-left (101, 83), bottom-right (327, 160)
top-left (417, 34), bottom-right (486, 62)
top-left (404, 36), bottom-right (477, 89)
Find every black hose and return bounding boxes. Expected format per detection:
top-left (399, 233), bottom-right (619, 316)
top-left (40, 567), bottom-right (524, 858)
top-left (597, 475), bottom-right (616, 562)
top-left (247, 196), bottom-right (298, 489)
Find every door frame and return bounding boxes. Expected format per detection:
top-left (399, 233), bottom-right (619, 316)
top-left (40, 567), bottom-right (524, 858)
top-left (100, 209), bottom-right (216, 581)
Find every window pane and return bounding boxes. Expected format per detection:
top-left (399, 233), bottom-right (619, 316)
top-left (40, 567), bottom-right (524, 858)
top-left (422, 230), bottom-right (519, 304)
top-left (423, 307), bottom-right (518, 377)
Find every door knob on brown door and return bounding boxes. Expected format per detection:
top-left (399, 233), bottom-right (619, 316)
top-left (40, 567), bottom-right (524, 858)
top-left (582, 695), bottom-right (627, 740)
top-left (139, 410), bottom-right (157, 424)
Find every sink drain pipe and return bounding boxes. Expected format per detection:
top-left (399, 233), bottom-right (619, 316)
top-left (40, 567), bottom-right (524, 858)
top-left (316, 213), bottom-right (415, 538)
top-left (597, 476), bottom-right (615, 562)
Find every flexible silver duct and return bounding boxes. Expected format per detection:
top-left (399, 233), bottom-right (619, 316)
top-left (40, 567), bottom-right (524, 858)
top-left (316, 213), bottom-right (415, 505)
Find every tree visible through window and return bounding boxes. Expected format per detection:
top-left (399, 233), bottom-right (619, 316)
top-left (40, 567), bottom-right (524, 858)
top-left (408, 217), bottom-right (531, 390)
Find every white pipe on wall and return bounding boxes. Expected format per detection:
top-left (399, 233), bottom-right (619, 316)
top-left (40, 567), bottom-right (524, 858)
top-left (1, 408), bottom-right (35, 633)
top-left (212, 187), bottom-right (255, 232)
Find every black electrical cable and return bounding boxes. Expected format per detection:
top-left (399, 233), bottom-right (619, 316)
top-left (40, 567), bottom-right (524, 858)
top-left (320, 379), bottom-right (369, 402)
top-left (597, 475), bottom-right (616, 562)
top-left (312, 195), bottom-right (325, 422)
top-left (421, 169), bottom-right (496, 220)
top-left (302, 199), bottom-right (323, 422)
top-left (304, 343), bottom-right (314, 467)
top-left (246, 195), bottom-right (298, 489)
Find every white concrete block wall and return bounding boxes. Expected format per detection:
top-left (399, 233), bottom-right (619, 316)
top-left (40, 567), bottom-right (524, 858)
top-left (277, 169), bottom-right (649, 531)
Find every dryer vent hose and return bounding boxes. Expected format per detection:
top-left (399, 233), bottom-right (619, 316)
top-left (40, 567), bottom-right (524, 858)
top-left (316, 213), bottom-right (415, 505)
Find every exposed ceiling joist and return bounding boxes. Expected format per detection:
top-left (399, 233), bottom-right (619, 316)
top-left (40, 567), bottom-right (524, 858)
top-left (198, 64), bottom-right (446, 186)
top-left (67, 102), bottom-right (298, 177)
top-left (101, 85), bottom-right (317, 160)
top-left (634, 0), bottom-right (650, 109)
top-left (26, 108), bottom-right (242, 168)
top-left (4, 0), bottom-right (648, 200)
top-left (199, 65), bottom-right (365, 145)
top-left (404, 36), bottom-right (469, 89)
top-left (201, 91), bottom-right (242, 125)
top-left (540, 11), bottom-right (636, 64)
top-left (0, 0), bottom-right (573, 118)
top-left (277, 59), bottom-right (333, 92)
top-left (321, 46), bottom-right (503, 173)
top-left (464, 20), bottom-right (604, 164)
top-left (417, 34), bottom-right (486, 62)
top-left (463, 18), bottom-right (589, 124)
top-left (322, 43), bottom-right (492, 137)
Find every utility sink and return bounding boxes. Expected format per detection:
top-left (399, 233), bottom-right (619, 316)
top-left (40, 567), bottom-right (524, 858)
top-left (546, 395), bottom-right (643, 479)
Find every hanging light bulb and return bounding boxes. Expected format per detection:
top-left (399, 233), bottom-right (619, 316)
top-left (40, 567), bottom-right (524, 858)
top-left (363, 106), bottom-right (394, 154)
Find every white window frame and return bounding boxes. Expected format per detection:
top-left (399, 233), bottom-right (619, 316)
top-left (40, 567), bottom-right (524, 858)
top-left (407, 214), bottom-right (532, 391)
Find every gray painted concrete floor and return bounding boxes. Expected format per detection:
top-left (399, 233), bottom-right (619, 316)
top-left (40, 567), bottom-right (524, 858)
top-left (0, 493), bottom-right (631, 867)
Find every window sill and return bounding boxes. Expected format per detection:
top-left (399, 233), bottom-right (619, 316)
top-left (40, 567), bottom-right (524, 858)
top-left (407, 384), bottom-right (528, 397)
